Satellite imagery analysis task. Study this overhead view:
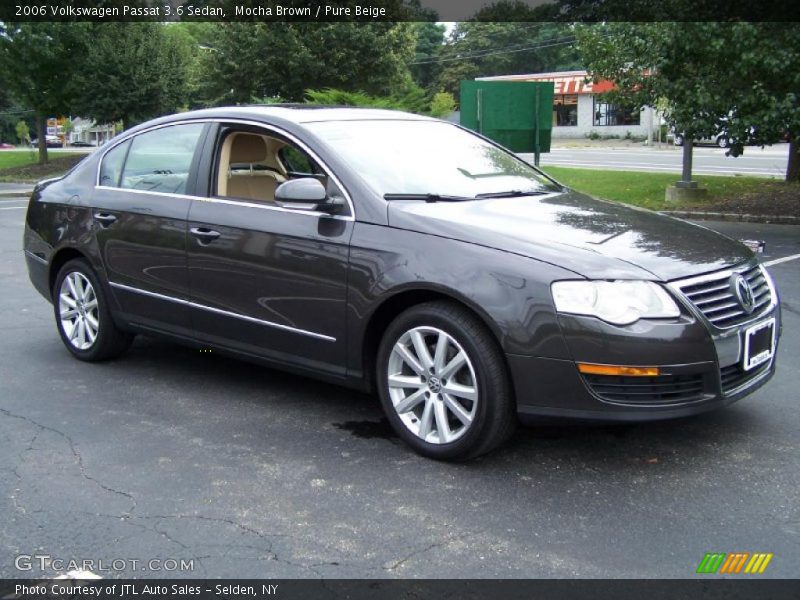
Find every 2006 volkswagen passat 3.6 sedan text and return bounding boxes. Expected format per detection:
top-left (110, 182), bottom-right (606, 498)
top-left (23, 106), bottom-right (781, 460)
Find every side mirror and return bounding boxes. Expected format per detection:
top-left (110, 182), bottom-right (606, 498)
top-left (275, 178), bottom-right (343, 213)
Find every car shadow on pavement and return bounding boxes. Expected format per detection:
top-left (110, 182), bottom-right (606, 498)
top-left (117, 335), bottom-right (763, 474)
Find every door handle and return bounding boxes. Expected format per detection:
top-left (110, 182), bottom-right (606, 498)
top-left (190, 227), bottom-right (221, 244)
top-left (93, 212), bottom-right (117, 227)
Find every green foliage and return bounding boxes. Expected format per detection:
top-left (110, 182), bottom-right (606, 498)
top-left (304, 88), bottom-right (410, 112)
top-left (429, 92), bottom-right (457, 118)
top-left (70, 23), bottom-right (193, 128)
top-left (435, 22), bottom-right (582, 101)
top-left (304, 85), bottom-right (453, 118)
top-left (576, 22), bottom-right (800, 181)
top-left (0, 23), bottom-right (91, 162)
top-left (196, 23), bottom-right (417, 105)
top-left (410, 22), bottom-right (446, 91)
top-left (15, 121), bottom-right (30, 145)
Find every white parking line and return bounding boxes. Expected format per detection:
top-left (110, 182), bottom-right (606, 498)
top-left (0, 206), bottom-right (26, 210)
top-left (763, 253), bottom-right (800, 267)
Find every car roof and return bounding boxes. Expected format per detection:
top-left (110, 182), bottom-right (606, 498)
top-left (162, 105), bottom-right (438, 125)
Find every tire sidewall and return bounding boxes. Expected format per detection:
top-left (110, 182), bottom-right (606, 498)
top-left (53, 259), bottom-right (113, 361)
top-left (376, 307), bottom-right (494, 460)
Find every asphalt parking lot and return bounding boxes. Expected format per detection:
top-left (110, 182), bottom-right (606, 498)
top-left (0, 196), bottom-right (798, 579)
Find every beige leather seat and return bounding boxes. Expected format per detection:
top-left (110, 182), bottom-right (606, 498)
top-left (218, 133), bottom-right (284, 202)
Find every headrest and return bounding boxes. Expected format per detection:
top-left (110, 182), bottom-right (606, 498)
top-left (230, 134), bottom-right (267, 163)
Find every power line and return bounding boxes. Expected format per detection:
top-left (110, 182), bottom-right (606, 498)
top-left (411, 32), bottom-right (613, 66)
top-left (0, 109), bottom-right (35, 116)
top-left (410, 38), bottom-right (578, 65)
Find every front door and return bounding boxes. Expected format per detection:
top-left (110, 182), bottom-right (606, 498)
top-left (186, 124), bottom-right (353, 377)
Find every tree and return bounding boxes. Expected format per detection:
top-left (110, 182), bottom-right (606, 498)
top-left (576, 23), bottom-right (800, 183)
top-left (409, 22), bottom-right (446, 91)
top-left (70, 23), bottom-right (193, 128)
top-left (0, 23), bottom-right (90, 163)
top-left (15, 120), bottom-right (30, 145)
top-left (195, 23), bottom-right (416, 105)
top-left (435, 22), bottom-right (581, 100)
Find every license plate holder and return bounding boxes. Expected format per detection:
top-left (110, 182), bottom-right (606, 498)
top-left (743, 318), bottom-right (775, 371)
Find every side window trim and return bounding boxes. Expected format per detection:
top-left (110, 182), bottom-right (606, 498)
top-left (98, 139), bottom-right (132, 188)
top-left (95, 118), bottom-right (355, 221)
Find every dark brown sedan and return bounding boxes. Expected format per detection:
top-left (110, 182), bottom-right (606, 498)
top-left (23, 107), bottom-right (781, 459)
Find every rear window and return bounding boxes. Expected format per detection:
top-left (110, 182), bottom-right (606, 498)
top-left (117, 124), bottom-right (204, 194)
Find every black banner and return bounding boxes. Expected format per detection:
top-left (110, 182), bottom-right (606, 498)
top-left (2, 580), bottom-right (800, 600)
top-left (0, 0), bottom-right (798, 22)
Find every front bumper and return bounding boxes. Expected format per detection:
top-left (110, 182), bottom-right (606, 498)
top-left (511, 285), bottom-right (781, 424)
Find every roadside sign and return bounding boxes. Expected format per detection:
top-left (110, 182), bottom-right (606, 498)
top-left (459, 81), bottom-right (554, 157)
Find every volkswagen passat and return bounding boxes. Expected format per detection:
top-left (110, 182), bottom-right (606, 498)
top-left (23, 107), bottom-right (781, 460)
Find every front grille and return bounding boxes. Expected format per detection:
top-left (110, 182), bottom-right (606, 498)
top-left (720, 361), bottom-right (771, 394)
top-left (675, 263), bottom-right (771, 329)
top-left (583, 372), bottom-right (706, 404)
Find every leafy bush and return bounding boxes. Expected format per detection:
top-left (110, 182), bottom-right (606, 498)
top-left (429, 92), bottom-right (456, 118)
top-left (304, 86), bottom-right (451, 117)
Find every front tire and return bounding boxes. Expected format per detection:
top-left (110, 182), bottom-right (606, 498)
top-left (376, 301), bottom-right (516, 460)
top-left (53, 258), bottom-right (133, 361)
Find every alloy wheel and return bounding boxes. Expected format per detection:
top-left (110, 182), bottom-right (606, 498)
top-left (387, 326), bottom-right (478, 444)
top-left (59, 272), bottom-right (99, 351)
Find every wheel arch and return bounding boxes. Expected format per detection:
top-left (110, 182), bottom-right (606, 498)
top-left (359, 285), bottom-right (509, 394)
top-left (48, 247), bottom-right (90, 295)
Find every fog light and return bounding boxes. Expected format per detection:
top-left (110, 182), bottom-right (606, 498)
top-left (578, 363), bottom-right (660, 377)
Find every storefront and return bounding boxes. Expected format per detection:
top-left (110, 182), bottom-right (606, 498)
top-left (476, 70), bottom-right (659, 140)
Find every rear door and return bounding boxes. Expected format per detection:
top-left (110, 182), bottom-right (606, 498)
top-left (185, 122), bottom-right (354, 378)
top-left (92, 122), bottom-right (208, 336)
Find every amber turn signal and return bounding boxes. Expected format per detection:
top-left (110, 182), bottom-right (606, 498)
top-left (577, 363), bottom-right (660, 377)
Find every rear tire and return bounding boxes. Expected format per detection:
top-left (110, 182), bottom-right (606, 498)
top-left (376, 301), bottom-right (516, 460)
top-left (53, 258), bottom-right (134, 361)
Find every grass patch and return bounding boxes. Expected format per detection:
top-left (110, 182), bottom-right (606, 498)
top-left (0, 150), bottom-right (43, 170)
top-left (0, 152), bottom-right (86, 183)
top-left (540, 166), bottom-right (773, 211)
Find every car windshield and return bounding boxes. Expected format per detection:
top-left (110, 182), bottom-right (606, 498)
top-left (305, 120), bottom-right (560, 198)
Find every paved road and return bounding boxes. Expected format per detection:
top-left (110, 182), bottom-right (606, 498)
top-left (520, 144), bottom-right (791, 177)
top-left (0, 196), bottom-right (798, 578)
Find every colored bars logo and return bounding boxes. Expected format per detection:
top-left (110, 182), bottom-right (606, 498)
top-left (697, 552), bottom-right (773, 574)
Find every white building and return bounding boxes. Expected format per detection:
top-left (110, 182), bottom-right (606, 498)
top-left (477, 70), bottom-right (660, 140)
top-left (69, 117), bottom-right (116, 146)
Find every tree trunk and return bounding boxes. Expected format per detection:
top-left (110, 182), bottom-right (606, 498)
top-left (786, 135), bottom-right (799, 183)
top-left (679, 137), bottom-right (695, 186)
top-left (35, 113), bottom-right (48, 165)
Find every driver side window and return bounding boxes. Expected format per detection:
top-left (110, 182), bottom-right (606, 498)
top-left (215, 128), bottom-right (329, 204)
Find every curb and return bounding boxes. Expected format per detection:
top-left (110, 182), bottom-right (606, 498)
top-left (660, 210), bottom-right (800, 225)
top-left (0, 191), bottom-right (32, 199)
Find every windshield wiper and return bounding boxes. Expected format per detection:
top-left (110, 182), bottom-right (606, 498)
top-left (475, 189), bottom-right (554, 199)
top-left (384, 193), bottom-right (475, 203)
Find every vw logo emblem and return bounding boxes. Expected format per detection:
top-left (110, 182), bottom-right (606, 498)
top-left (427, 376), bottom-right (442, 394)
top-left (731, 273), bottom-right (755, 314)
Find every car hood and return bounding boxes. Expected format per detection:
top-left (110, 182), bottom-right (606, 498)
top-left (387, 190), bottom-right (753, 281)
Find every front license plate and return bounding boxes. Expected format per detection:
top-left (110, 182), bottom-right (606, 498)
top-left (743, 318), bottom-right (775, 371)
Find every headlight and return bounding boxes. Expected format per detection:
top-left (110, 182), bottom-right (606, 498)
top-left (551, 280), bottom-right (680, 326)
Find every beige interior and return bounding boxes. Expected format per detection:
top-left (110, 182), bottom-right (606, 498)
top-left (217, 132), bottom-right (288, 202)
